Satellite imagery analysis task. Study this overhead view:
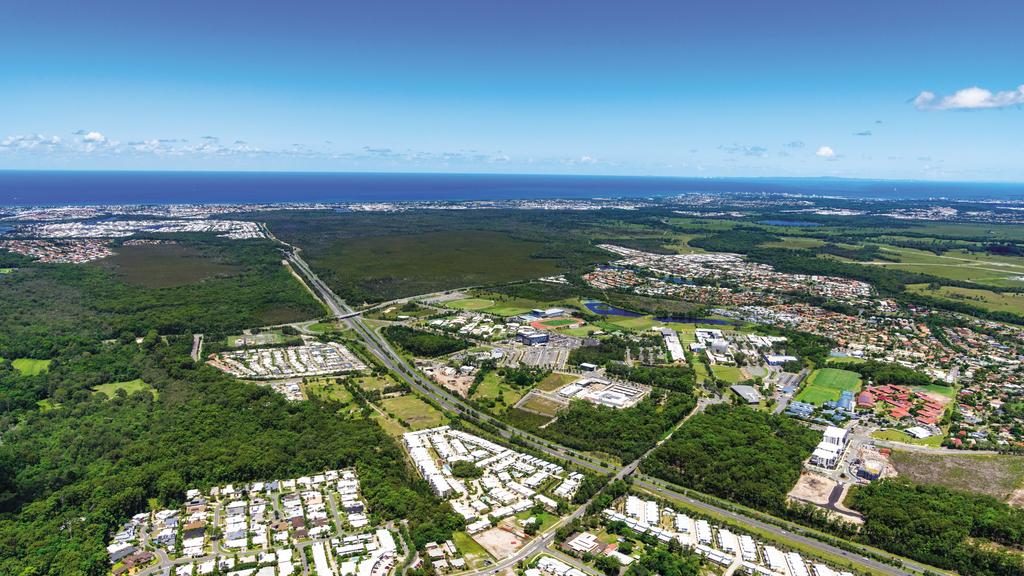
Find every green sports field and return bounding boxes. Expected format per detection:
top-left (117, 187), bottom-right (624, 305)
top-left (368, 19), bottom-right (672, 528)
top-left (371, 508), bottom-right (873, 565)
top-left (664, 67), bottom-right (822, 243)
top-left (535, 318), bottom-right (578, 327)
top-left (796, 368), bottom-right (861, 405)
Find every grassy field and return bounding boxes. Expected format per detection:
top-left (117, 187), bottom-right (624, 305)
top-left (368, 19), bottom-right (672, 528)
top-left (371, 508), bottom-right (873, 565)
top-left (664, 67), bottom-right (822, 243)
top-left (556, 325), bottom-right (595, 338)
top-left (710, 364), bottom-right (744, 383)
top-left (662, 233), bottom-right (707, 254)
top-left (871, 428), bottom-right (945, 448)
top-left (481, 306), bottom-right (527, 316)
top-left (453, 531), bottom-right (493, 569)
top-left (906, 283), bottom-right (1024, 315)
top-left (449, 298), bottom-right (497, 310)
top-left (354, 375), bottom-right (393, 392)
top-left (0, 268), bottom-right (13, 274)
top-left (693, 362), bottom-right (709, 384)
top-left (381, 395), bottom-right (445, 430)
top-left (535, 372), bottom-right (578, 392)
top-left (371, 412), bottom-right (408, 438)
top-left (473, 372), bottom-right (503, 399)
top-left (468, 293), bottom-right (576, 318)
top-left (307, 321), bottom-right (345, 333)
top-left (472, 372), bottom-right (524, 414)
top-left (92, 379), bottom-right (156, 399)
top-left (890, 450), bottom-right (1024, 501)
top-left (517, 394), bottom-right (563, 417)
top-left (515, 510), bottom-right (558, 531)
top-left (12, 358), bottom-right (51, 376)
top-left (796, 368), bottom-right (861, 405)
top-left (535, 318), bottom-right (578, 327)
top-left (308, 230), bottom-right (563, 303)
top-left (915, 383), bottom-right (956, 399)
top-left (868, 246), bottom-right (1024, 287)
top-left (96, 243), bottom-right (241, 288)
top-left (592, 315), bottom-right (662, 332)
top-left (761, 236), bottom-right (827, 250)
top-left (827, 356), bottom-right (866, 365)
top-left (304, 378), bottom-right (353, 403)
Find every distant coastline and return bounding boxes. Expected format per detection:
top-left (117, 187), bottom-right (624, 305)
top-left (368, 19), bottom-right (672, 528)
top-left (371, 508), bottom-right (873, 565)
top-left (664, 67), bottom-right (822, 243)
top-left (1, 170), bottom-right (1023, 207)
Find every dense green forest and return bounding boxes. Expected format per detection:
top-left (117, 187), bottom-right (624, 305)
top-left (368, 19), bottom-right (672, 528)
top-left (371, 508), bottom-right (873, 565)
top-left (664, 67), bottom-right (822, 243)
top-left (0, 338), bottom-right (463, 575)
top-left (0, 242), bottom-right (462, 575)
top-left (823, 360), bottom-right (949, 388)
top-left (848, 480), bottom-right (1024, 576)
top-left (517, 390), bottom-right (696, 462)
top-left (568, 336), bottom-right (629, 367)
top-left (382, 326), bottom-right (469, 357)
top-left (641, 405), bottom-right (819, 514)
top-left (605, 364), bottom-right (696, 393)
top-left (0, 239), bottom-right (322, 360)
top-left (262, 209), bottom-right (619, 302)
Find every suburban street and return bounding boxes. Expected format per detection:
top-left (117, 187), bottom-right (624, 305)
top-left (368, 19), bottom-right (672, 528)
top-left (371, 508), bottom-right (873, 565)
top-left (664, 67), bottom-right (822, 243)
top-left (281, 246), bottom-right (943, 576)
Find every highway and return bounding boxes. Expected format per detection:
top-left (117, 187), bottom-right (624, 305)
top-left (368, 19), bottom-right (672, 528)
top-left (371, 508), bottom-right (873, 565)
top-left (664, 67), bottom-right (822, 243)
top-left (285, 251), bottom-right (611, 475)
top-left (280, 247), bottom-right (941, 576)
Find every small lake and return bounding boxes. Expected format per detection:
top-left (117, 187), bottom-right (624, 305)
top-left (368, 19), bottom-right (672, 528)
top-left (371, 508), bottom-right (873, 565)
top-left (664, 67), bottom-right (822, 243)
top-left (758, 219), bottom-right (823, 227)
top-left (584, 301), bottom-right (643, 317)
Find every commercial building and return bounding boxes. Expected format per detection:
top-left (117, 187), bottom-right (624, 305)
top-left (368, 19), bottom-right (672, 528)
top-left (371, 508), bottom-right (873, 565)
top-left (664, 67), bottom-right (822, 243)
top-left (517, 332), bottom-right (550, 346)
top-left (566, 532), bottom-right (601, 554)
top-left (809, 426), bottom-right (849, 469)
top-left (731, 384), bottom-right (763, 404)
top-left (659, 327), bottom-right (686, 363)
top-left (764, 354), bottom-right (798, 366)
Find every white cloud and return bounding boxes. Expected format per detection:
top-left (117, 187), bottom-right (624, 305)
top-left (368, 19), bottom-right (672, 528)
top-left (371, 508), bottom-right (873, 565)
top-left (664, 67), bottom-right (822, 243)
top-left (914, 84), bottom-right (1024, 110)
top-left (719, 144), bottom-right (768, 157)
top-left (815, 145), bottom-right (836, 159)
top-left (82, 131), bottom-right (106, 143)
top-left (0, 134), bottom-right (61, 150)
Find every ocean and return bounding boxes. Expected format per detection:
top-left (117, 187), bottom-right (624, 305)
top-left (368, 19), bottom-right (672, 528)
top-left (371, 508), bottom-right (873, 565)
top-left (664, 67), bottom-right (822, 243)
top-left (0, 171), bottom-right (1022, 207)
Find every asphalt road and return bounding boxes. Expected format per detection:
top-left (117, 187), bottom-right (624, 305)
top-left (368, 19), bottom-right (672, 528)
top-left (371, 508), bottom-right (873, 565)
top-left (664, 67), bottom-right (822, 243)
top-left (630, 477), bottom-right (943, 576)
top-left (281, 247), bottom-right (945, 576)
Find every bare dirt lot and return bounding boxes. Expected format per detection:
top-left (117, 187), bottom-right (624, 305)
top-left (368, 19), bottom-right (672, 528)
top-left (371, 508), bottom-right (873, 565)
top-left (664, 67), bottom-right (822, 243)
top-left (788, 473), bottom-right (863, 524)
top-left (472, 527), bottom-right (525, 559)
top-left (434, 372), bottom-right (473, 397)
top-left (788, 472), bottom-right (835, 506)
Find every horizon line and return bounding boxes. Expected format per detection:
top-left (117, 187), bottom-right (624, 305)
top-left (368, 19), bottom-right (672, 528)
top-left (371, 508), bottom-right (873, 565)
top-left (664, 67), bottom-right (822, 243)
top-left (0, 168), bottom-right (1022, 187)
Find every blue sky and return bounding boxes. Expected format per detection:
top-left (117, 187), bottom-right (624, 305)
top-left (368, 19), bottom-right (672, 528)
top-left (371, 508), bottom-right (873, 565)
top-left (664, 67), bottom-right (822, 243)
top-left (1, 0), bottom-right (1022, 180)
